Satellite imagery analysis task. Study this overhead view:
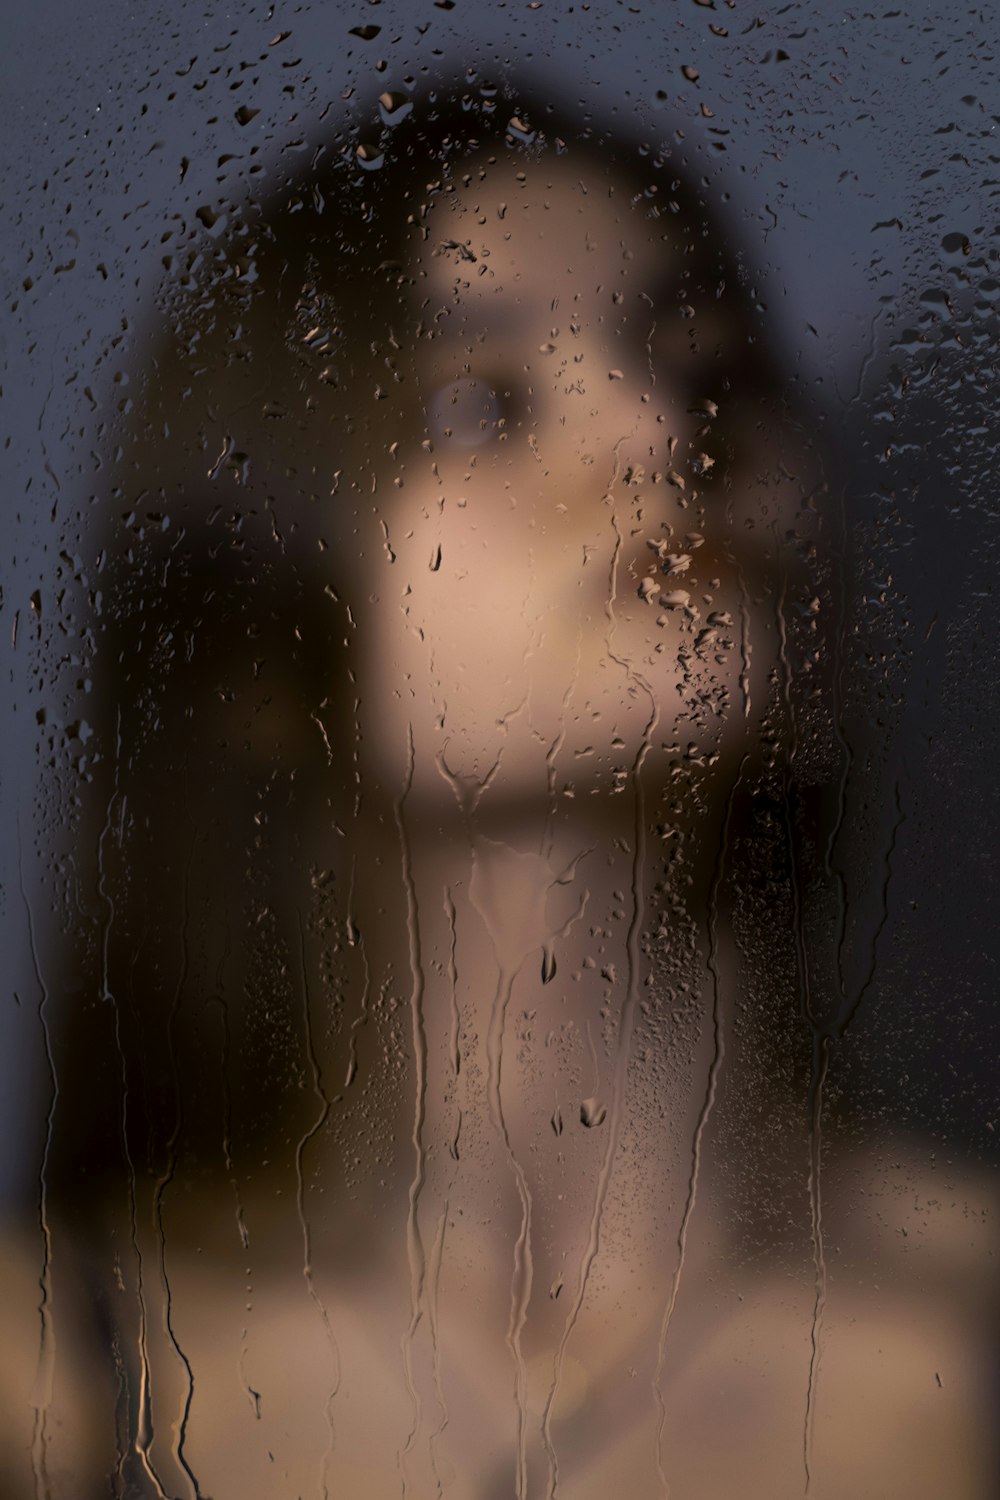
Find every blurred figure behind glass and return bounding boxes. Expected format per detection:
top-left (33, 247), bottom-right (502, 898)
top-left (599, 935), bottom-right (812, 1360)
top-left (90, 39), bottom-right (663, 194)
top-left (8, 78), bottom-right (994, 1500)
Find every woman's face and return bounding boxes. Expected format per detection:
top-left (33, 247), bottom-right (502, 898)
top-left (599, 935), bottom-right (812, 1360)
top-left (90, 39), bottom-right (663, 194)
top-left (353, 153), bottom-right (775, 813)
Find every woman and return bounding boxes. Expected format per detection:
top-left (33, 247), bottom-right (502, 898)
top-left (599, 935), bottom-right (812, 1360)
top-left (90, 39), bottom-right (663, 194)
top-left (19, 78), bottom-right (993, 1500)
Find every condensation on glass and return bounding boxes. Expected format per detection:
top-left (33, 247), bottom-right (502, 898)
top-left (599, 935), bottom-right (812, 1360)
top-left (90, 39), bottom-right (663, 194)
top-left (2, 6), bottom-right (997, 1499)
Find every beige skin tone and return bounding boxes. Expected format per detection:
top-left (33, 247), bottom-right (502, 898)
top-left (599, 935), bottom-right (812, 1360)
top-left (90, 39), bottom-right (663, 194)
top-left (4, 154), bottom-right (995, 1500)
top-left (359, 156), bottom-right (768, 812)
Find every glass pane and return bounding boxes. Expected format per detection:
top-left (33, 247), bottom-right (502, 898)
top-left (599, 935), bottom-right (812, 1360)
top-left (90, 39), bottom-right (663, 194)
top-left (3, 5), bottom-right (996, 1497)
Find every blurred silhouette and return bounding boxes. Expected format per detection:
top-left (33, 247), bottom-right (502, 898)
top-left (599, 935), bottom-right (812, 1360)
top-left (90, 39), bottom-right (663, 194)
top-left (5, 80), bottom-right (994, 1500)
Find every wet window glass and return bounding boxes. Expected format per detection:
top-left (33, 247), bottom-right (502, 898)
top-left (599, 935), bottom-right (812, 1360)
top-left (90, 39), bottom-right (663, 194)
top-left (3, 4), bottom-right (997, 1497)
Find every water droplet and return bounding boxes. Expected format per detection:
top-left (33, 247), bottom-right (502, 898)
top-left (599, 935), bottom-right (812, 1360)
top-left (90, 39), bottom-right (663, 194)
top-left (356, 143), bottom-right (385, 171)
top-left (195, 205), bottom-right (224, 234)
top-left (507, 116), bottom-right (536, 144)
top-left (941, 231), bottom-right (971, 256)
top-left (378, 91), bottom-right (413, 125)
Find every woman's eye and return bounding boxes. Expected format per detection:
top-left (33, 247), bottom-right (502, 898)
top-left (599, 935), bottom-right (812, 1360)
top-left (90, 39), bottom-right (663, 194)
top-left (425, 377), bottom-right (514, 447)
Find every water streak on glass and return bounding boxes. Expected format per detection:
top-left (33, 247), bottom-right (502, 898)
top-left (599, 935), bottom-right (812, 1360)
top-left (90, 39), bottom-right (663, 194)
top-left (1, 6), bottom-right (998, 1498)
